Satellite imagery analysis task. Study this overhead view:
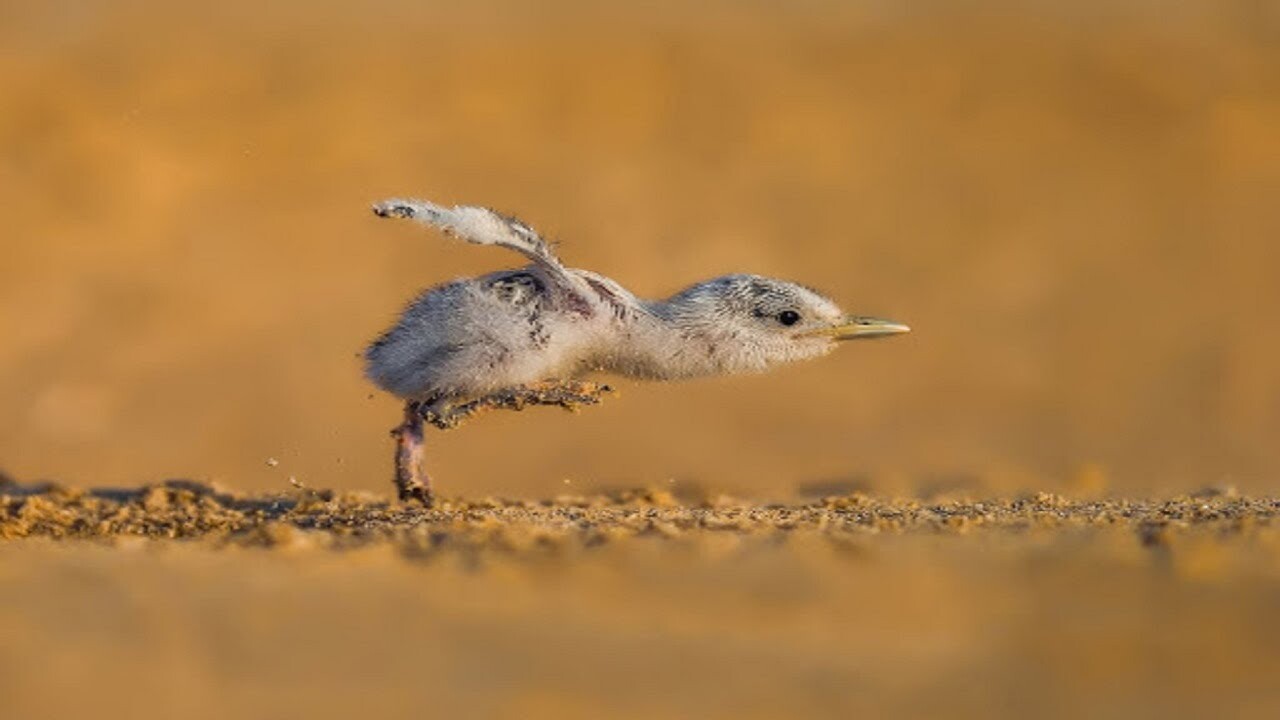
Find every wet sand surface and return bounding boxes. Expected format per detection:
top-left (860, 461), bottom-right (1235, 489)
top-left (3, 481), bottom-right (1278, 719)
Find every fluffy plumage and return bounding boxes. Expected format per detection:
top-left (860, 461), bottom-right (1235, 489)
top-left (365, 197), bottom-right (908, 505)
top-left (366, 199), bottom-right (905, 403)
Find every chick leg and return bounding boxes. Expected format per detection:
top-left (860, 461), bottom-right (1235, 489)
top-left (390, 383), bottom-right (611, 502)
top-left (423, 381), bottom-right (613, 430)
top-left (391, 400), bottom-right (433, 506)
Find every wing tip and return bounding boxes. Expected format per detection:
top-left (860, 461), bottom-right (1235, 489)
top-left (371, 199), bottom-right (418, 219)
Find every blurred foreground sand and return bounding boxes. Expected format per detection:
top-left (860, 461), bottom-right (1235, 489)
top-left (2, 480), bottom-right (1279, 719)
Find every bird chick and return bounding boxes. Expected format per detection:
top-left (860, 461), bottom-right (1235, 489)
top-left (366, 198), bottom-right (909, 505)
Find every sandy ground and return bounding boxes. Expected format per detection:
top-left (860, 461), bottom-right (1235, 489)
top-left (3, 479), bottom-right (1279, 719)
top-left (4, 2), bottom-right (1280, 717)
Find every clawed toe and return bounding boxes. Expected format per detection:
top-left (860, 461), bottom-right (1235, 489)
top-left (398, 483), bottom-right (434, 507)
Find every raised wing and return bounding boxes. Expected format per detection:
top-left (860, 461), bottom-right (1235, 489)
top-left (372, 198), bottom-right (564, 269)
top-left (372, 197), bottom-right (596, 315)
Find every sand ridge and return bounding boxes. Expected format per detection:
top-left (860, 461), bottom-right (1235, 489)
top-left (3, 477), bottom-right (1274, 554)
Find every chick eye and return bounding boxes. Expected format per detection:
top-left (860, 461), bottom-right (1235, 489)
top-left (778, 310), bottom-right (802, 326)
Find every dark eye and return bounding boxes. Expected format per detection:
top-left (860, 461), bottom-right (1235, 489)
top-left (778, 310), bottom-right (801, 326)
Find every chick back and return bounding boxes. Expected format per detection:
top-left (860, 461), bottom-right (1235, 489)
top-left (365, 270), bottom-right (590, 399)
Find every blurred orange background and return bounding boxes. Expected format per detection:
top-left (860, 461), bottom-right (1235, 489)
top-left (2, 0), bottom-right (1278, 498)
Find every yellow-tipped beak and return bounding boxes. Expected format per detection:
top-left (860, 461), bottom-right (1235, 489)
top-left (804, 316), bottom-right (911, 341)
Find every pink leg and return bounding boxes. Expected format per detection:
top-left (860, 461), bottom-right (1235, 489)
top-left (389, 383), bottom-right (613, 504)
top-left (391, 401), bottom-right (432, 506)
